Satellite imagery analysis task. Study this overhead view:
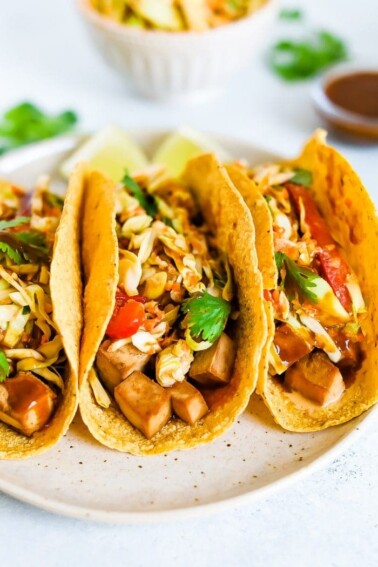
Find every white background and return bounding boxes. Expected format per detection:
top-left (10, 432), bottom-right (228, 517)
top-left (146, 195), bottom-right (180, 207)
top-left (0, 0), bottom-right (377, 565)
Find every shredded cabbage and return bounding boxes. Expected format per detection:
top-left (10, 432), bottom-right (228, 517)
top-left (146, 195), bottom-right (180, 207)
top-left (299, 314), bottom-right (342, 363)
top-left (89, 369), bottom-right (111, 408)
top-left (156, 340), bottom-right (193, 387)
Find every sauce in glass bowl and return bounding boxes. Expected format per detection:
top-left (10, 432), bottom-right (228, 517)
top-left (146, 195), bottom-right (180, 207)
top-left (312, 64), bottom-right (378, 140)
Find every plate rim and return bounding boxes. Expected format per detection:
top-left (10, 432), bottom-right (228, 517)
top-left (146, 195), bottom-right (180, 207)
top-left (0, 408), bottom-right (375, 523)
top-left (0, 130), bottom-right (376, 523)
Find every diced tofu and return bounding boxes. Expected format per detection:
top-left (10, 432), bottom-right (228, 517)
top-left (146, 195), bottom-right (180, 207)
top-left (189, 333), bottom-right (236, 386)
top-left (274, 324), bottom-right (313, 370)
top-left (0, 373), bottom-right (57, 436)
top-left (285, 352), bottom-right (345, 406)
top-left (169, 380), bottom-right (208, 425)
top-left (114, 371), bottom-right (172, 439)
top-left (96, 340), bottom-right (151, 392)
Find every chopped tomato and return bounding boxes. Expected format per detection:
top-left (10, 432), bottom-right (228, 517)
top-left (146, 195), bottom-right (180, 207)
top-left (317, 247), bottom-right (351, 312)
top-left (106, 290), bottom-right (146, 339)
top-left (286, 183), bottom-right (333, 247)
top-left (286, 182), bottom-right (352, 312)
top-left (263, 289), bottom-right (272, 302)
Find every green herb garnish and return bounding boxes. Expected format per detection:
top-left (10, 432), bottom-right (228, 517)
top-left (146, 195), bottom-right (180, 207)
top-left (163, 217), bottom-right (174, 229)
top-left (17, 232), bottom-right (45, 247)
top-left (122, 171), bottom-right (158, 217)
top-left (0, 217), bottom-right (30, 231)
top-left (45, 192), bottom-right (64, 210)
top-left (275, 251), bottom-right (285, 271)
top-left (290, 169), bottom-right (313, 187)
top-left (22, 305), bottom-right (31, 315)
top-left (279, 8), bottom-right (302, 20)
top-left (276, 252), bottom-right (319, 303)
top-left (0, 239), bottom-right (23, 264)
top-left (181, 291), bottom-right (232, 343)
top-left (0, 232), bottom-right (49, 264)
top-left (0, 349), bottom-right (10, 383)
top-left (271, 31), bottom-right (348, 81)
top-left (17, 231), bottom-right (47, 251)
top-left (0, 102), bottom-right (78, 155)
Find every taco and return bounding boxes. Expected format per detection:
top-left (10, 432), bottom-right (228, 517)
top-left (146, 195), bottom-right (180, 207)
top-left (79, 155), bottom-right (266, 454)
top-left (0, 166), bottom-right (84, 459)
top-left (228, 130), bottom-right (378, 431)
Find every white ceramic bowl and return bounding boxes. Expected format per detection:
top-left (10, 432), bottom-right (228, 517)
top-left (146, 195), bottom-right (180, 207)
top-left (76, 0), bottom-right (279, 102)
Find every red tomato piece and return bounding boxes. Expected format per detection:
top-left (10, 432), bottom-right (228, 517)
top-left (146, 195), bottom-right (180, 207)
top-left (106, 290), bottom-right (145, 339)
top-left (286, 183), bottom-right (333, 247)
top-left (317, 248), bottom-right (351, 312)
top-left (286, 182), bottom-right (352, 312)
top-left (263, 289), bottom-right (272, 302)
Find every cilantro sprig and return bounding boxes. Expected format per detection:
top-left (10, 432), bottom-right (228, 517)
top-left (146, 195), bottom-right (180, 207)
top-left (0, 349), bottom-right (10, 383)
top-left (0, 240), bottom-right (23, 264)
top-left (181, 291), bottom-right (231, 344)
top-left (275, 252), bottom-right (319, 303)
top-left (0, 215), bottom-right (48, 263)
top-left (290, 169), bottom-right (312, 188)
top-left (122, 171), bottom-right (158, 217)
top-left (271, 30), bottom-right (348, 81)
top-left (17, 231), bottom-right (48, 250)
top-left (279, 8), bottom-right (302, 20)
top-left (0, 216), bottom-right (30, 231)
top-left (0, 231), bottom-right (49, 264)
top-left (0, 102), bottom-right (78, 155)
top-left (45, 192), bottom-right (64, 210)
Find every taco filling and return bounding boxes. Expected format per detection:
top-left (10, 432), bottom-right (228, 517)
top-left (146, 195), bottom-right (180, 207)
top-left (249, 163), bottom-right (365, 408)
top-left (0, 178), bottom-right (67, 436)
top-left (89, 168), bottom-right (238, 439)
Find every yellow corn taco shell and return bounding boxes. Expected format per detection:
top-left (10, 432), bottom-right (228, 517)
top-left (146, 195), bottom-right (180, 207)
top-left (232, 130), bottom-right (378, 431)
top-left (0, 165), bottom-right (84, 459)
top-left (79, 155), bottom-right (267, 455)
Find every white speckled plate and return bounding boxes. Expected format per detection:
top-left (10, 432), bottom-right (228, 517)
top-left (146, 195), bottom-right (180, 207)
top-left (0, 131), bottom-right (376, 523)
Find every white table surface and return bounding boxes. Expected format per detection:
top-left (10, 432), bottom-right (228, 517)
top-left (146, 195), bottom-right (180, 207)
top-left (0, 0), bottom-right (377, 565)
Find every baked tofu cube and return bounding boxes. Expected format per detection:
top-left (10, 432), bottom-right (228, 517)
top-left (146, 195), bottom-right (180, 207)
top-left (169, 380), bottom-right (208, 425)
top-left (189, 333), bottom-right (236, 386)
top-left (0, 373), bottom-right (57, 436)
top-left (274, 324), bottom-right (313, 370)
top-left (285, 352), bottom-right (345, 406)
top-left (96, 340), bottom-right (151, 392)
top-left (114, 371), bottom-right (172, 439)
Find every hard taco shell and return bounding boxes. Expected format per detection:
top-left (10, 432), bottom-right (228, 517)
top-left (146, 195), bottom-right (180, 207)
top-left (79, 155), bottom-right (267, 454)
top-left (0, 164), bottom-right (84, 459)
top-left (233, 130), bottom-right (378, 431)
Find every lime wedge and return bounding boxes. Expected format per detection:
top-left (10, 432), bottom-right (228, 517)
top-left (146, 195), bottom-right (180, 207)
top-left (60, 125), bottom-right (149, 182)
top-left (152, 127), bottom-right (231, 178)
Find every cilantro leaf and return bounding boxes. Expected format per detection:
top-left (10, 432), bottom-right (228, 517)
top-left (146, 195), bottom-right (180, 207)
top-left (0, 102), bottom-right (78, 154)
top-left (0, 240), bottom-right (23, 264)
top-left (0, 232), bottom-right (49, 264)
top-left (277, 253), bottom-right (319, 303)
top-left (271, 30), bottom-right (348, 81)
top-left (275, 251), bottom-right (284, 271)
top-left (0, 349), bottom-right (10, 383)
top-left (17, 231), bottom-right (47, 250)
top-left (22, 305), bottom-right (31, 315)
top-left (181, 291), bottom-right (231, 344)
top-left (163, 217), bottom-right (174, 229)
top-left (45, 192), bottom-right (64, 210)
top-left (279, 8), bottom-right (302, 20)
top-left (290, 169), bottom-right (313, 187)
top-left (0, 216), bottom-right (30, 231)
top-left (122, 171), bottom-right (158, 217)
